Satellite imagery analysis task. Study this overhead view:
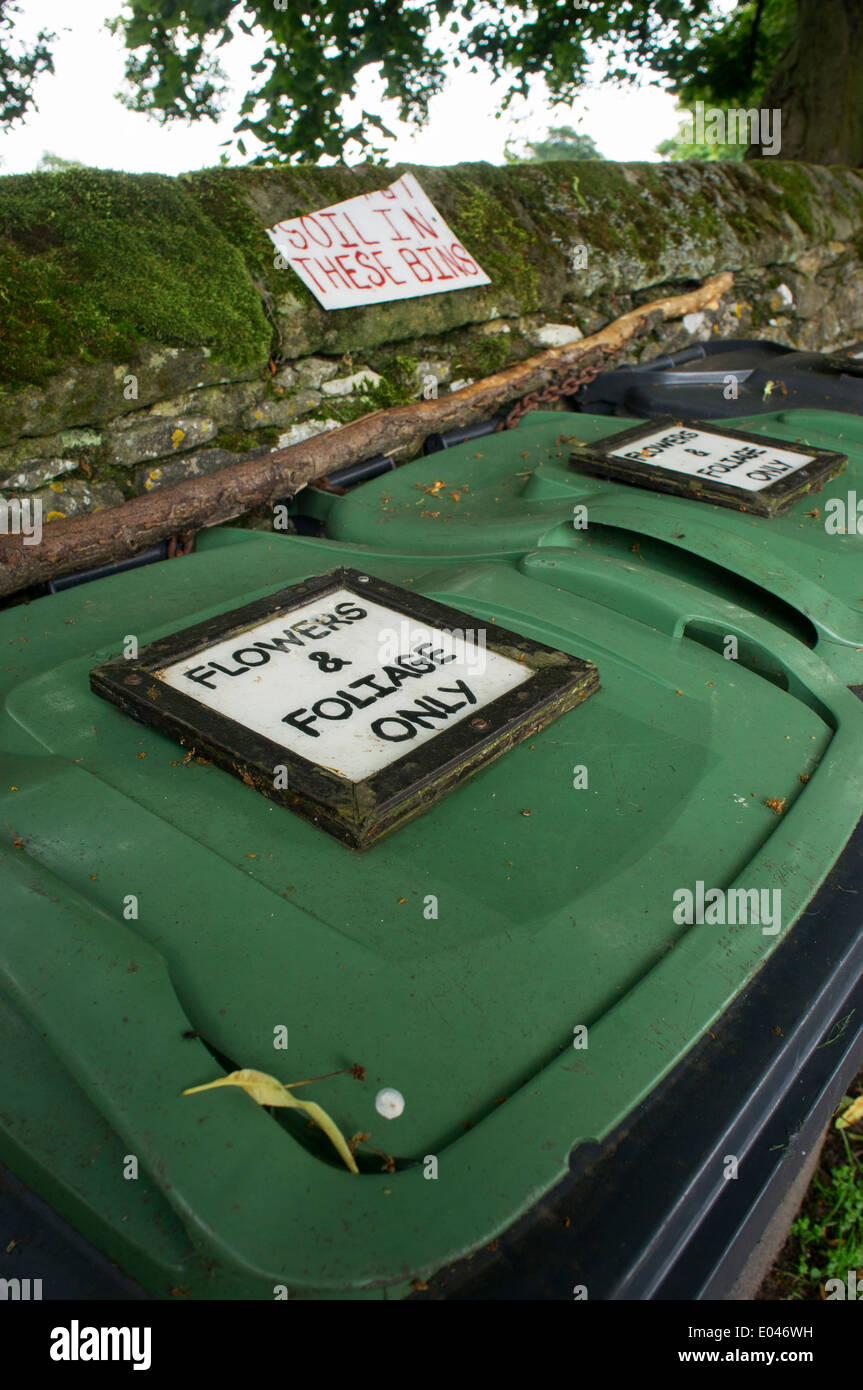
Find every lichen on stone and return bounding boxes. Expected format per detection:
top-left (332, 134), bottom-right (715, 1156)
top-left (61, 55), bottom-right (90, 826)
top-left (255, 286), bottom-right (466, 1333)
top-left (1, 158), bottom-right (862, 517)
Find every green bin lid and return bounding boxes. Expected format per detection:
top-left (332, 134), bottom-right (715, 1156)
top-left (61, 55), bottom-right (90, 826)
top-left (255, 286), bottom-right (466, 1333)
top-left (1, 527), bottom-right (861, 1297)
top-left (309, 409), bottom-right (863, 681)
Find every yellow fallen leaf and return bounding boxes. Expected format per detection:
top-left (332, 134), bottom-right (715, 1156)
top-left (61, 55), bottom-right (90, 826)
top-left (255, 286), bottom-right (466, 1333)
top-left (183, 1067), bottom-right (359, 1173)
top-left (836, 1094), bottom-right (863, 1130)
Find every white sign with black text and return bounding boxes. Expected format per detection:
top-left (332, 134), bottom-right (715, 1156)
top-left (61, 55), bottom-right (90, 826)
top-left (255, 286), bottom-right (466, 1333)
top-left (158, 589), bottom-right (529, 781)
top-left (608, 425), bottom-right (816, 493)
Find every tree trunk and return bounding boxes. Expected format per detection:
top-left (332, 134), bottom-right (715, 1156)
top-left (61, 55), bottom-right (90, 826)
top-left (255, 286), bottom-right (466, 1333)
top-left (750, 0), bottom-right (863, 165)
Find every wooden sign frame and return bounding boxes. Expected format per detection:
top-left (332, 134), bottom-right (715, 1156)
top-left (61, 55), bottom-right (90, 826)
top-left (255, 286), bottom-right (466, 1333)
top-left (91, 567), bottom-right (599, 849)
top-left (569, 416), bottom-right (847, 516)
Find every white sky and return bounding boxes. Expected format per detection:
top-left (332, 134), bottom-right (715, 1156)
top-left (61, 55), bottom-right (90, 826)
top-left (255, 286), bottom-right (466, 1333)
top-left (1, 0), bottom-right (689, 174)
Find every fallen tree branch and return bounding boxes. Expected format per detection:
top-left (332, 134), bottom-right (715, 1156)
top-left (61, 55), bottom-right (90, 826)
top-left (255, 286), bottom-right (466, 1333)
top-left (0, 272), bottom-right (733, 598)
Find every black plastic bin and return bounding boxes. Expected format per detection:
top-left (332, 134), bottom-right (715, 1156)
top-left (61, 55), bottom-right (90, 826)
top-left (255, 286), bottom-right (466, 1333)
top-left (570, 337), bottom-right (863, 419)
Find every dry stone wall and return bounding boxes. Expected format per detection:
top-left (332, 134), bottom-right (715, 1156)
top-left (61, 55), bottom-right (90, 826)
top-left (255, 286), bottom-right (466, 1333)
top-left (1, 159), bottom-right (862, 522)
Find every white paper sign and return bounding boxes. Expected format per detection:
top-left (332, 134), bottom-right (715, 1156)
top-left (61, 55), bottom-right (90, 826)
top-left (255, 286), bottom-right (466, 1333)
top-left (158, 588), bottom-right (529, 781)
top-left (609, 425), bottom-right (815, 493)
top-left (265, 173), bottom-right (491, 310)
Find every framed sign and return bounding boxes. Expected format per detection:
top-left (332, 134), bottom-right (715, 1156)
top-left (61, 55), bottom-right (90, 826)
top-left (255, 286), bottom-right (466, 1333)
top-left (569, 416), bottom-right (847, 516)
top-left (91, 568), bottom-right (599, 849)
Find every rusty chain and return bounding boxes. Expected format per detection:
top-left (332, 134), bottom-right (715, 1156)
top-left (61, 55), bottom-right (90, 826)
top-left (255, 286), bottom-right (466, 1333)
top-left (497, 347), bottom-right (619, 431)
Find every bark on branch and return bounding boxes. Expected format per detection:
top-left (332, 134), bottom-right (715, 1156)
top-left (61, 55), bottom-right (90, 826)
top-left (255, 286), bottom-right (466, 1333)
top-left (0, 272), bottom-right (733, 599)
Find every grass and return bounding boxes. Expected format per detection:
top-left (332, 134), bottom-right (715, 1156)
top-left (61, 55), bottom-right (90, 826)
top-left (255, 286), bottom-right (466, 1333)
top-left (760, 1066), bottom-right (863, 1300)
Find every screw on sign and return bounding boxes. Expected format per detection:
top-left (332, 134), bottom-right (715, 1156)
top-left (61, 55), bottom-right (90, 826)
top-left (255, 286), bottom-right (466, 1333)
top-left (376, 1088), bottom-right (405, 1119)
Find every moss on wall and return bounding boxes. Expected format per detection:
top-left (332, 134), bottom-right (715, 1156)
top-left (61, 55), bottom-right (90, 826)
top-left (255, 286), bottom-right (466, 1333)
top-left (0, 167), bottom-right (271, 389)
top-left (444, 180), bottom-right (541, 307)
top-left (3, 156), bottom-right (863, 415)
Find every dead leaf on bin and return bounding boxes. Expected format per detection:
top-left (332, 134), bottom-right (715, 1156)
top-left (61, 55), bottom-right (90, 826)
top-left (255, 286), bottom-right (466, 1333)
top-left (836, 1094), bottom-right (863, 1130)
top-left (183, 1067), bottom-right (359, 1174)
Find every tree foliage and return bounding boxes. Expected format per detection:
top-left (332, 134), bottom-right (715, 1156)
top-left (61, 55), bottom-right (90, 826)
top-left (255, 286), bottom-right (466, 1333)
top-left (656, 130), bottom-right (745, 161)
top-left (36, 152), bottom-right (86, 172)
top-left (103, 0), bottom-right (799, 163)
top-left (505, 125), bottom-right (603, 163)
top-left (663, 0), bottom-right (796, 107)
top-left (4, 1), bottom-right (857, 167)
top-left (0, 0), bottom-right (54, 129)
